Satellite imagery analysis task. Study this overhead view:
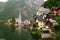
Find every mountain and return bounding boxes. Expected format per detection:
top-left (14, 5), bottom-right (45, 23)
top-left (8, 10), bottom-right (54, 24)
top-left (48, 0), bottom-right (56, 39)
top-left (0, 0), bottom-right (44, 20)
top-left (0, 2), bottom-right (5, 12)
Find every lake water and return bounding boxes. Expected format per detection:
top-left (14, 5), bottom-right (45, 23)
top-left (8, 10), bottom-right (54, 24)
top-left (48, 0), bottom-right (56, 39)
top-left (0, 22), bottom-right (33, 40)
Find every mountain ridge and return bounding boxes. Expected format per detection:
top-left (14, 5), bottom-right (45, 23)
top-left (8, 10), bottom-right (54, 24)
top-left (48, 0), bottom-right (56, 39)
top-left (0, 0), bottom-right (44, 20)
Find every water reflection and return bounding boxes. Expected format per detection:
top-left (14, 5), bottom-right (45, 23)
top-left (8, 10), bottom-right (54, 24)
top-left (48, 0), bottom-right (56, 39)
top-left (0, 22), bottom-right (33, 40)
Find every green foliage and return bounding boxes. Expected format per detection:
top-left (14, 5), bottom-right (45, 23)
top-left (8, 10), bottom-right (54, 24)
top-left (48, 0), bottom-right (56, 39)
top-left (10, 17), bottom-right (16, 32)
top-left (53, 14), bottom-right (60, 31)
top-left (33, 13), bottom-right (36, 18)
top-left (31, 28), bottom-right (41, 40)
top-left (31, 22), bottom-right (36, 28)
top-left (11, 17), bottom-right (16, 24)
top-left (31, 22), bottom-right (41, 40)
top-left (53, 25), bottom-right (60, 31)
top-left (55, 14), bottom-right (60, 24)
top-left (54, 31), bottom-right (60, 40)
top-left (53, 14), bottom-right (60, 40)
top-left (44, 0), bottom-right (60, 9)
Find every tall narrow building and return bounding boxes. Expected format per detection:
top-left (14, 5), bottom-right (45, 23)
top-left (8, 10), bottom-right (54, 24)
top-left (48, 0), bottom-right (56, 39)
top-left (18, 9), bottom-right (21, 26)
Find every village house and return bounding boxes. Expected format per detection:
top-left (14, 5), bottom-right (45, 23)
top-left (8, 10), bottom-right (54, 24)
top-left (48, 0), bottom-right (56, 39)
top-left (45, 21), bottom-right (52, 28)
top-left (45, 12), bottom-right (57, 26)
top-left (51, 7), bottom-right (60, 15)
top-left (34, 7), bottom-right (51, 29)
top-left (35, 12), bottom-right (46, 29)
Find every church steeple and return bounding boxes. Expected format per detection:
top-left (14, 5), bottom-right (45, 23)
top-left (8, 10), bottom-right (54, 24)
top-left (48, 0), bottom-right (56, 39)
top-left (18, 9), bottom-right (22, 35)
top-left (18, 9), bottom-right (21, 26)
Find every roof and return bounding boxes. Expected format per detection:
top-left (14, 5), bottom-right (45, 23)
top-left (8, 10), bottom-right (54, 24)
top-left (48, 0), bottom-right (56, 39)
top-left (38, 7), bottom-right (50, 14)
top-left (49, 19), bottom-right (56, 23)
top-left (42, 28), bottom-right (49, 31)
top-left (35, 15), bottom-right (46, 22)
top-left (51, 6), bottom-right (60, 10)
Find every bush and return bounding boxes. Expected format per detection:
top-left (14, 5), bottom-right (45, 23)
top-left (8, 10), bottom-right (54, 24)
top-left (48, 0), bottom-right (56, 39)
top-left (53, 25), bottom-right (60, 31)
top-left (31, 28), bottom-right (41, 40)
top-left (54, 31), bottom-right (60, 40)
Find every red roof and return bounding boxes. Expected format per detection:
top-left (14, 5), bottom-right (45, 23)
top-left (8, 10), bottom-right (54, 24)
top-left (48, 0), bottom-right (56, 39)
top-left (53, 10), bottom-right (60, 14)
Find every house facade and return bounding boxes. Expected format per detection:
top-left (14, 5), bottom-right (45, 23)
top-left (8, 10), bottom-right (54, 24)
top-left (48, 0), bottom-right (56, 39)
top-left (35, 12), bottom-right (46, 29)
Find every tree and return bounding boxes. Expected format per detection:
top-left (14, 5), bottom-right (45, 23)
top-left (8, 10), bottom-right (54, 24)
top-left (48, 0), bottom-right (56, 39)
top-left (10, 17), bottom-right (16, 32)
top-left (31, 22), bottom-right (41, 40)
top-left (11, 17), bottom-right (16, 24)
top-left (43, 0), bottom-right (60, 9)
top-left (55, 14), bottom-right (60, 24)
top-left (53, 14), bottom-right (60, 30)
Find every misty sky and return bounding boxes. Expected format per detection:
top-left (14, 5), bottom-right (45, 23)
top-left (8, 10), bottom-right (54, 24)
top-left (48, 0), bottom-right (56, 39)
top-left (0, 0), bottom-right (47, 2)
top-left (0, 0), bottom-right (8, 2)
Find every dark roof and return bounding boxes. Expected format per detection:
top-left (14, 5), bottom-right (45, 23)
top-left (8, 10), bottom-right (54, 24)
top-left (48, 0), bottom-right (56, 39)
top-left (46, 21), bottom-right (52, 25)
top-left (51, 6), bottom-right (60, 10)
top-left (35, 15), bottom-right (46, 22)
top-left (58, 7), bottom-right (60, 10)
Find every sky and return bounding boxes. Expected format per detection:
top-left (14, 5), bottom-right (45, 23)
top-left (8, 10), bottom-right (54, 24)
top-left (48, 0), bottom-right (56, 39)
top-left (0, 0), bottom-right (8, 2)
top-left (0, 0), bottom-right (47, 2)
top-left (44, 0), bottom-right (47, 1)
